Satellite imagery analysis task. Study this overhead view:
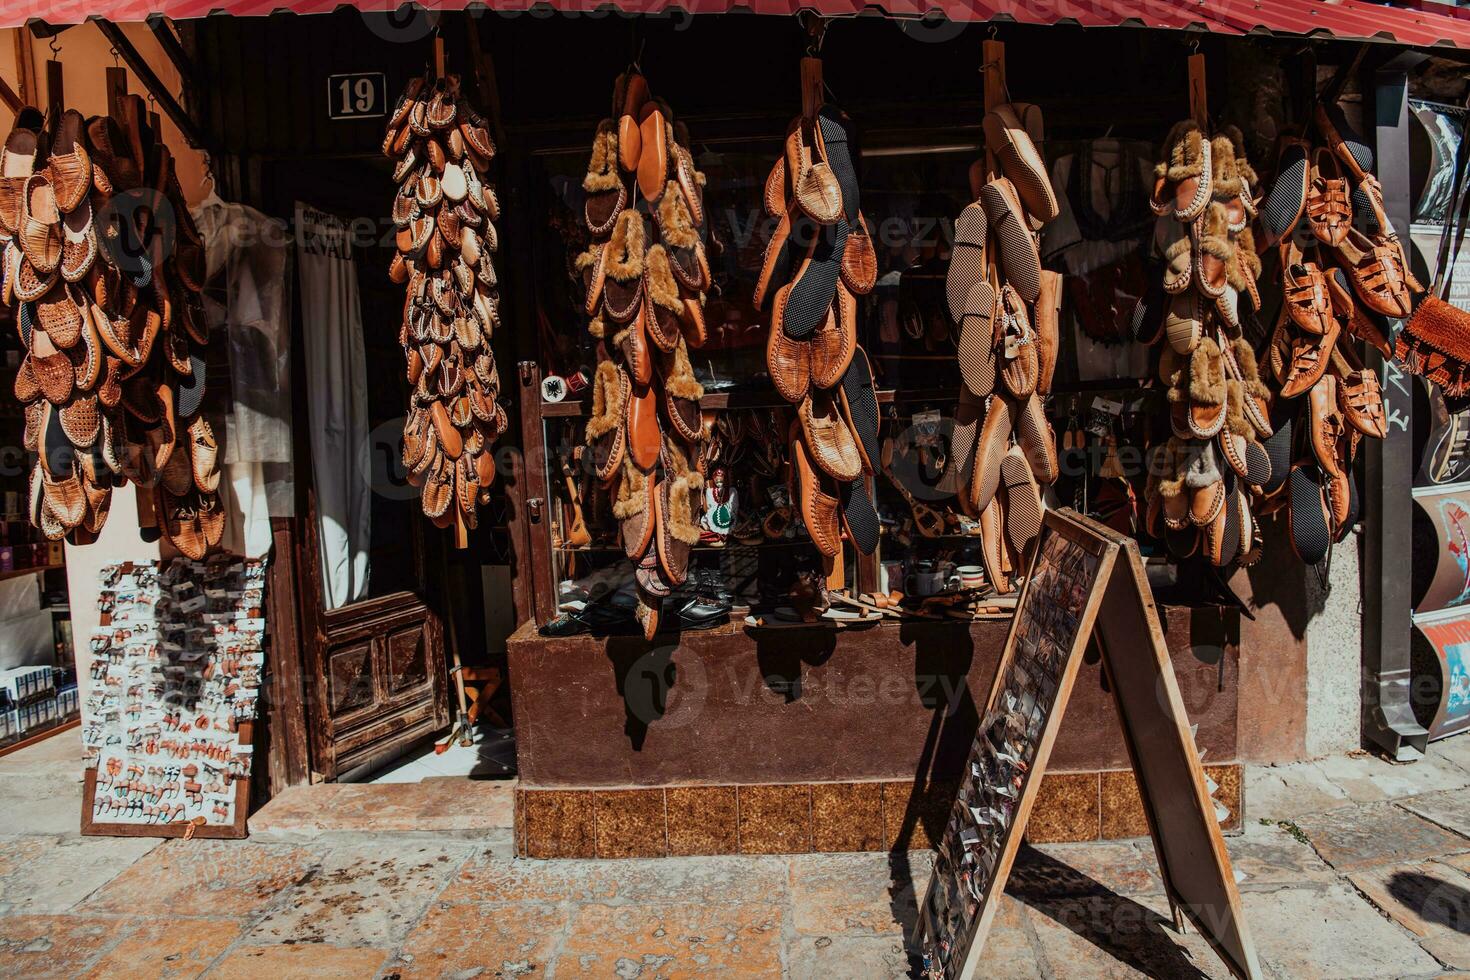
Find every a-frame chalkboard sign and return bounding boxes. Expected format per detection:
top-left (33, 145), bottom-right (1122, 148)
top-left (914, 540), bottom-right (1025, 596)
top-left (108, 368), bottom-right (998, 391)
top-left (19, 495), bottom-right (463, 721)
top-left (916, 508), bottom-right (1261, 980)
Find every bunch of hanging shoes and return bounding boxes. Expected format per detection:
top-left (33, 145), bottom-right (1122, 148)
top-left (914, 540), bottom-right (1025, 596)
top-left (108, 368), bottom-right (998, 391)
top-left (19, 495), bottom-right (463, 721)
top-left (941, 102), bottom-right (1062, 594)
top-left (576, 71), bottom-right (712, 640)
top-left (754, 102), bottom-right (882, 565)
top-left (383, 74), bottom-right (506, 531)
top-left (3, 100), bottom-right (222, 557)
top-left (1139, 121), bottom-right (1275, 568)
top-left (1250, 102), bottom-right (1400, 563)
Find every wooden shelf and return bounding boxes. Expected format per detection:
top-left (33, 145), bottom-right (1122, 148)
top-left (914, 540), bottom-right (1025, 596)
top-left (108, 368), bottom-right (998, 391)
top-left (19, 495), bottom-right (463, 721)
top-left (0, 563), bottom-right (64, 583)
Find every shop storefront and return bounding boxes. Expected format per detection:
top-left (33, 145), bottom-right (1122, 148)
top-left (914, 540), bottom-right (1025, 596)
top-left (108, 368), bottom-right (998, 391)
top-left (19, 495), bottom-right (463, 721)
top-left (4, 0), bottom-right (1470, 864)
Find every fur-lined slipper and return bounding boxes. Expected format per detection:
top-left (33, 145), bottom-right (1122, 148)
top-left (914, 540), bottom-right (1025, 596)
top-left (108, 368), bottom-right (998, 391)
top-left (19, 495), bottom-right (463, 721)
top-left (657, 181), bottom-right (709, 292)
top-left (1150, 120), bottom-right (1213, 222)
top-left (1229, 227), bottom-right (1263, 310)
top-left (1221, 125), bottom-right (1260, 217)
top-left (1184, 441), bottom-right (1226, 527)
top-left (601, 209), bottom-right (645, 323)
top-left (615, 455), bottom-right (656, 560)
top-left (1193, 203), bottom-right (1232, 299)
top-left (1164, 291), bottom-right (1202, 355)
top-left (680, 296), bottom-right (707, 349)
top-left (583, 121), bottom-right (627, 237)
top-left (642, 245), bottom-right (684, 353)
top-left (1160, 221), bottom-right (1192, 295)
top-left (618, 304), bottom-right (654, 388)
top-left (1215, 285), bottom-right (1241, 334)
top-left (671, 141), bottom-right (706, 228)
top-left (1211, 135), bottom-right (1247, 234)
top-left (1188, 337), bottom-right (1228, 439)
top-left (586, 360), bottom-right (629, 482)
top-left (660, 339), bottom-right (705, 444)
top-left (1225, 338), bottom-right (1274, 438)
top-left (655, 441), bottom-right (704, 585)
top-left (1154, 439), bottom-right (1190, 529)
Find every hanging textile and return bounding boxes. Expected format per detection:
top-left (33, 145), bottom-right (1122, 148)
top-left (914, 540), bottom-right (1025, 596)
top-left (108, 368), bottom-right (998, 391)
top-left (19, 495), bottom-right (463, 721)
top-left (295, 202), bottom-right (370, 609)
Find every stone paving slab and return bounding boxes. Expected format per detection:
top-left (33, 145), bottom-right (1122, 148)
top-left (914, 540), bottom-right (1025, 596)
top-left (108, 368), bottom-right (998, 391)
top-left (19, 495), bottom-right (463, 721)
top-left (555, 901), bottom-right (787, 977)
top-left (788, 851), bottom-right (929, 937)
top-left (204, 942), bottom-right (392, 978)
top-left (79, 839), bottom-right (320, 918)
top-left (81, 916), bottom-right (242, 979)
top-left (1244, 883), bottom-right (1445, 979)
top-left (1402, 787), bottom-right (1470, 840)
top-left (240, 840), bottom-right (474, 948)
top-left (1225, 821), bottom-right (1339, 890)
top-left (1294, 802), bottom-right (1470, 873)
top-left (1313, 752), bottom-right (1470, 805)
top-left (388, 899), bottom-right (568, 978)
top-left (0, 834), bottom-right (159, 914)
top-left (1245, 763), bottom-right (1352, 823)
top-left (1349, 860), bottom-right (1470, 971)
top-left (1023, 892), bottom-right (1237, 979)
top-left (248, 780), bottom-right (515, 841)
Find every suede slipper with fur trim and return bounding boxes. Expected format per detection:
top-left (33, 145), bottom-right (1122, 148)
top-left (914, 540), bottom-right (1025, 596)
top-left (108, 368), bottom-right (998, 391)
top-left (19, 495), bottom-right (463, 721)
top-left (643, 245), bottom-right (684, 353)
top-left (583, 121), bottom-right (626, 237)
top-left (1150, 121), bottom-right (1213, 223)
top-left (655, 440), bottom-right (704, 585)
top-left (657, 180), bottom-right (708, 292)
top-left (601, 209), bottom-right (645, 323)
top-left (1184, 440), bottom-right (1226, 527)
top-left (1193, 203), bottom-right (1232, 299)
top-left (1224, 338), bottom-right (1273, 439)
top-left (1187, 338), bottom-right (1228, 439)
top-left (587, 360), bottom-right (629, 482)
top-left (614, 456), bottom-right (656, 560)
top-left (1211, 135), bottom-right (1247, 234)
top-left (661, 339), bottom-right (705, 444)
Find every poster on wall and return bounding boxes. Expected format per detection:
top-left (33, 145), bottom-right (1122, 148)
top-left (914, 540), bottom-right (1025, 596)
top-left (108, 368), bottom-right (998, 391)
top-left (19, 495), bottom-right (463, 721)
top-left (80, 557), bottom-right (267, 838)
top-left (1412, 605), bottom-right (1470, 741)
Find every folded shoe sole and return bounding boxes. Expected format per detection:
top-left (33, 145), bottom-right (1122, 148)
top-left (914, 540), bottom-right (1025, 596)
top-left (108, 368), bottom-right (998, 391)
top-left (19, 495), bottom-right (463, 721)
top-left (945, 390), bottom-right (983, 499)
top-left (1261, 141), bottom-right (1311, 245)
top-left (983, 103), bottom-right (1059, 224)
top-left (1288, 462), bottom-right (1332, 564)
top-left (979, 178), bottom-right (1042, 302)
top-left (958, 280), bottom-right (998, 398)
top-left (815, 107), bottom-right (861, 224)
top-left (838, 345), bottom-right (880, 474)
top-left (1001, 445), bottom-right (1043, 573)
top-left (783, 215), bottom-right (849, 339)
top-left (946, 202), bottom-right (988, 323)
top-left (970, 393), bottom-right (1013, 513)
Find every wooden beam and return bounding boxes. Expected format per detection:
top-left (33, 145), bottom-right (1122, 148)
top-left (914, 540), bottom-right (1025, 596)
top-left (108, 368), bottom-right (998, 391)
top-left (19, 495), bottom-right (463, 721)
top-left (94, 19), bottom-right (205, 149)
top-left (144, 15), bottom-right (197, 91)
top-left (0, 73), bottom-right (22, 114)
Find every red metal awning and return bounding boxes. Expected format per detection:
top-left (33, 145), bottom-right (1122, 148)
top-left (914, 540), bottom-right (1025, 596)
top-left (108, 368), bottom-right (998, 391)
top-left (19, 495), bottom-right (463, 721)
top-left (10, 0), bottom-right (1470, 48)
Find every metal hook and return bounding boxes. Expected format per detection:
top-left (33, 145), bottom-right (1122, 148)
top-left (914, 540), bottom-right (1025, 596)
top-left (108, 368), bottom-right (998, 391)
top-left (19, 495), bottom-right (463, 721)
top-left (1189, 38), bottom-right (1200, 55)
top-left (988, 24), bottom-right (998, 39)
top-left (48, 37), bottom-right (60, 60)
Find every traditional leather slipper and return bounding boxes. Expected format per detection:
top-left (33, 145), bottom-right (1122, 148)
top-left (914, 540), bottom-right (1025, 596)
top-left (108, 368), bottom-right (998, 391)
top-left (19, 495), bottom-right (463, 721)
top-left (1035, 270), bottom-right (1061, 395)
top-left (1231, 227), bottom-right (1263, 311)
top-left (800, 389), bottom-right (863, 482)
top-left (987, 104), bottom-right (1058, 224)
top-left (637, 104), bottom-right (669, 204)
top-left (655, 450), bottom-right (701, 586)
top-left (0, 106), bottom-right (40, 235)
top-left (979, 497), bottom-right (1012, 595)
top-left (1187, 338), bottom-right (1228, 439)
top-left (841, 214), bottom-right (877, 296)
top-left (970, 393), bottom-right (1013, 513)
top-left (1159, 219), bottom-right (1193, 295)
top-left (754, 209), bottom-right (795, 312)
top-left (583, 122), bottom-right (626, 236)
top-left (59, 394), bottom-right (100, 449)
top-left (1221, 337), bottom-right (1273, 439)
top-left (997, 284), bottom-right (1038, 399)
top-left (1308, 375), bottom-right (1346, 480)
top-left (1306, 147), bottom-right (1352, 247)
top-left (1288, 461), bottom-right (1332, 564)
top-left (1193, 204), bottom-right (1231, 299)
top-left (59, 198), bottom-right (95, 284)
top-left (980, 177), bottom-right (1042, 302)
top-left (788, 121), bottom-right (843, 225)
top-left (1150, 120), bottom-right (1213, 223)
top-left (811, 282), bottom-right (857, 390)
top-left (784, 215), bottom-right (849, 339)
top-left (1333, 227), bottom-right (1412, 318)
top-left (1013, 390), bottom-right (1058, 485)
top-left (1280, 314), bottom-right (1340, 399)
top-left (657, 180), bottom-right (708, 292)
top-left (626, 380), bottom-right (660, 471)
top-left (616, 304), bottom-right (654, 388)
top-left (946, 202), bottom-right (988, 323)
top-left (1211, 135), bottom-right (1248, 234)
top-left (790, 424), bottom-right (842, 558)
top-left (36, 286), bottom-right (81, 349)
top-left (660, 340), bottom-right (705, 444)
top-left (1261, 139), bottom-right (1311, 245)
top-left (1315, 101), bottom-right (1374, 183)
top-left (957, 280), bottom-right (998, 398)
top-left (614, 457), bottom-right (656, 560)
top-left (767, 285), bottom-right (811, 403)
top-left (1282, 258), bottom-right (1332, 339)
top-left (601, 210), bottom-right (644, 323)
top-left (837, 345), bottom-right (880, 474)
top-left (1330, 344), bottom-right (1386, 438)
top-left (1001, 444), bottom-right (1043, 571)
top-left (1185, 442), bottom-right (1226, 527)
top-left (587, 360), bottom-right (628, 482)
top-left (815, 107), bottom-right (861, 220)
top-left (643, 246), bottom-right (684, 353)
top-left (1164, 291), bottom-right (1203, 355)
top-left (29, 327), bottom-right (72, 404)
top-left (20, 173), bottom-right (60, 275)
top-left (616, 73), bottom-right (648, 173)
top-left (1204, 478), bottom-right (1242, 568)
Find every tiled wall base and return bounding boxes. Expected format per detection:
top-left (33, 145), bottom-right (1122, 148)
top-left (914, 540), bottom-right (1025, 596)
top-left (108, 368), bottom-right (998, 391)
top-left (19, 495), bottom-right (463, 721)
top-left (515, 765), bottom-right (1243, 859)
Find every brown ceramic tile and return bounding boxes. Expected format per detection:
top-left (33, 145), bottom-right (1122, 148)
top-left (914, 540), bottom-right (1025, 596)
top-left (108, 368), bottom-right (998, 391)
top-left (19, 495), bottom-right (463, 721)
top-left (1207, 764), bottom-right (1243, 832)
top-left (522, 790), bottom-right (597, 859)
top-left (739, 784), bottom-right (812, 854)
top-left (881, 780), bottom-right (956, 852)
top-left (666, 786), bottom-right (739, 857)
top-left (811, 782), bottom-right (884, 853)
top-left (1026, 772), bottom-right (1101, 844)
top-left (1099, 770), bottom-right (1151, 840)
top-left (594, 789), bottom-right (668, 859)
top-left (514, 786), bottom-right (526, 856)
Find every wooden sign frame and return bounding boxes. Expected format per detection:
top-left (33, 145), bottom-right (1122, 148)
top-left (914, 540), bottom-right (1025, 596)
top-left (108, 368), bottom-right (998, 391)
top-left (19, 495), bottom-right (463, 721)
top-left (916, 508), bottom-right (1261, 980)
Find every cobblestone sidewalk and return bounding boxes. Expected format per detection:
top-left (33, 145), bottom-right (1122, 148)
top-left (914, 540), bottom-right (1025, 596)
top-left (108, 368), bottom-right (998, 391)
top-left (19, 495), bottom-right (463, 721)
top-left (7, 729), bottom-right (1470, 977)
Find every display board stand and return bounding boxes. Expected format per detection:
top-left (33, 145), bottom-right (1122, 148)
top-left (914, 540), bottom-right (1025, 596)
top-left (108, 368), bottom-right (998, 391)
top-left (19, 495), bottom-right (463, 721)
top-left (915, 508), bottom-right (1260, 980)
